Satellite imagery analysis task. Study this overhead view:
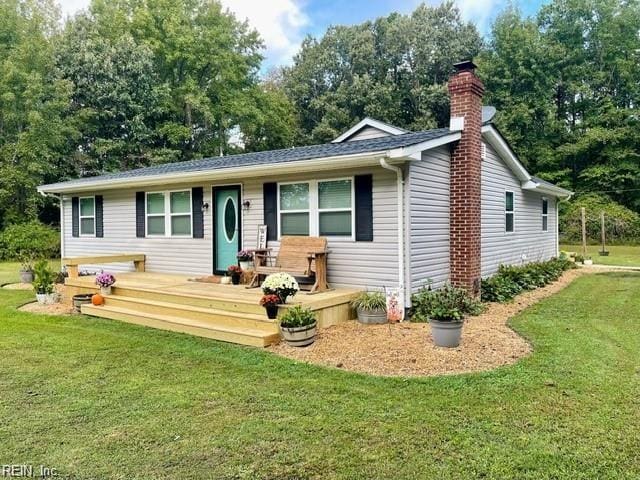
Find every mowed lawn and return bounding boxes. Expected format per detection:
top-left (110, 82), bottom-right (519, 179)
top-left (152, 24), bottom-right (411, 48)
top-left (561, 244), bottom-right (640, 267)
top-left (1, 269), bottom-right (639, 479)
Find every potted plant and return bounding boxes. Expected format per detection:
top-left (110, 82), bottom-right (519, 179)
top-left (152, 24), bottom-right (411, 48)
top-left (260, 294), bottom-right (281, 319)
top-left (237, 250), bottom-right (254, 270)
top-left (279, 305), bottom-right (317, 347)
top-left (220, 273), bottom-right (231, 285)
top-left (351, 291), bottom-right (387, 324)
top-left (33, 260), bottom-right (57, 304)
top-left (411, 283), bottom-right (483, 348)
top-left (262, 272), bottom-right (299, 304)
top-left (228, 265), bottom-right (243, 285)
top-left (95, 272), bottom-right (116, 295)
top-left (583, 256), bottom-right (593, 266)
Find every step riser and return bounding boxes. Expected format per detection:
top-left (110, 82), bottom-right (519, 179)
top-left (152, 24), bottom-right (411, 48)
top-left (104, 296), bottom-right (278, 333)
top-left (82, 305), bottom-right (280, 347)
top-left (111, 286), bottom-right (265, 314)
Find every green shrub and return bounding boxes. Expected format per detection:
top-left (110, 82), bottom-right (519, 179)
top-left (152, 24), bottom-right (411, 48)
top-left (279, 305), bottom-right (316, 328)
top-left (0, 221), bottom-right (60, 270)
top-left (351, 291), bottom-right (386, 311)
top-left (411, 284), bottom-right (484, 323)
top-left (481, 258), bottom-right (575, 303)
top-left (32, 259), bottom-right (55, 294)
top-left (560, 194), bottom-right (640, 244)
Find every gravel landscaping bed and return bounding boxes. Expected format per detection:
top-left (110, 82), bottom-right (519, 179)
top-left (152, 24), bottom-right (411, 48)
top-left (270, 268), bottom-right (589, 377)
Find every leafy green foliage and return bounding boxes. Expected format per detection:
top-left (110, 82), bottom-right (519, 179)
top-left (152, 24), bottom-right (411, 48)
top-left (481, 258), bottom-right (575, 303)
top-left (560, 194), bottom-right (640, 244)
top-left (411, 283), bottom-right (484, 323)
top-left (351, 291), bottom-right (386, 311)
top-left (283, 2), bottom-right (482, 144)
top-left (0, 221), bottom-right (59, 269)
top-left (279, 305), bottom-right (316, 328)
top-left (32, 258), bottom-right (54, 294)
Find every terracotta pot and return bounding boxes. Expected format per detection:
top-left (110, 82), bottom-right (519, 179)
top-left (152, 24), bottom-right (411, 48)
top-left (280, 321), bottom-right (317, 347)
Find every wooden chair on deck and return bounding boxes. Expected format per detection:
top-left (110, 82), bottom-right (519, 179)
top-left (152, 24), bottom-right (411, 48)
top-left (249, 236), bottom-right (330, 293)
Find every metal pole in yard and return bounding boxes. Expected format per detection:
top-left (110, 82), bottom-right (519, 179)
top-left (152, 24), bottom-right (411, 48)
top-left (601, 211), bottom-right (606, 255)
top-left (581, 207), bottom-right (587, 257)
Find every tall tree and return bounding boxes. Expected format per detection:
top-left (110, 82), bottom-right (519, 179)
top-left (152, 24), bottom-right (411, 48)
top-left (283, 2), bottom-right (483, 144)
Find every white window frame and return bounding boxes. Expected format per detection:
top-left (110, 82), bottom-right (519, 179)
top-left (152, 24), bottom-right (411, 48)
top-left (505, 190), bottom-right (515, 234)
top-left (542, 197), bottom-right (549, 232)
top-left (79, 196), bottom-right (96, 237)
top-left (277, 177), bottom-right (356, 240)
top-left (145, 189), bottom-right (192, 238)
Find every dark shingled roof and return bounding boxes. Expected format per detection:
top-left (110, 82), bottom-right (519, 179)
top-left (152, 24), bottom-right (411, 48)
top-left (41, 128), bottom-right (453, 190)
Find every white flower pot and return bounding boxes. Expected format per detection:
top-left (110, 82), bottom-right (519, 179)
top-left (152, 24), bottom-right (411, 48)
top-left (100, 286), bottom-right (112, 295)
top-left (36, 293), bottom-right (47, 305)
top-left (583, 259), bottom-right (593, 266)
top-left (220, 276), bottom-right (231, 285)
top-left (239, 260), bottom-right (254, 271)
top-left (45, 293), bottom-right (59, 305)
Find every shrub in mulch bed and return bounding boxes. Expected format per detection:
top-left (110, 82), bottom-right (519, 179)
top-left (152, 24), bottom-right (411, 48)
top-left (481, 258), bottom-right (575, 303)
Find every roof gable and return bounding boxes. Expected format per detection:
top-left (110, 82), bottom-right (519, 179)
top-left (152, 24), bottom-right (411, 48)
top-left (332, 117), bottom-right (408, 143)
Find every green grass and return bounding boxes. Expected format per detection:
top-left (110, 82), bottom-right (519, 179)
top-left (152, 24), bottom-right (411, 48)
top-left (0, 260), bottom-right (61, 285)
top-left (1, 271), bottom-right (639, 479)
top-left (561, 244), bottom-right (640, 267)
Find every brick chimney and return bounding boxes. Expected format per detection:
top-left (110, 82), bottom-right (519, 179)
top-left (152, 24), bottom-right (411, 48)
top-left (448, 60), bottom-right (484, 296)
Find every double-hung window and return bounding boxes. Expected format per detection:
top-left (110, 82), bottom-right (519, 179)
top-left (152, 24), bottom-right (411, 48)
top-left (79, 196), bottom-right (96, 236)
top-left (542, 198), bottom-right (548, 231)
top-left (278, 178), bottom-right (354, 238)
top-left (146, 190), bottom-right (192, 237)
top-left (505, 191), bottom-right (515, 233)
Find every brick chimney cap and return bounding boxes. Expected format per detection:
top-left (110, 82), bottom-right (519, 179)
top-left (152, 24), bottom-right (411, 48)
top-left (453, 60), bottom-right (477, 72)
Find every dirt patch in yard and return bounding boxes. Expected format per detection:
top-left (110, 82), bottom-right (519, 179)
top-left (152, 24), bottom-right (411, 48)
top-left (269, 268), bottom-right (591, 377)
top-left (19, 301), bottom-right (75, 316)
top-left (2, 282), bottom-right (33, 290)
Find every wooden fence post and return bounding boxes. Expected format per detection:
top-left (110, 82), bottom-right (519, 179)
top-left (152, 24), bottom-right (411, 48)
top-left (581, 207), bottom-right (587, 257)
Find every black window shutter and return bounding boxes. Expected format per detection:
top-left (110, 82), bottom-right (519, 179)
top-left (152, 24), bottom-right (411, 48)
top-left (95, 195), bottom-right (104, 238)
top-left (263, 182), bottom-right (278, 241)
top-left (135, 192), bottom-right (145, 238)
top-left (355, 174), bottom-right (373, 241)
top-left (192, 187), bottom-right (204, 238)
top-left (71, 197), bottom-right (79, 237)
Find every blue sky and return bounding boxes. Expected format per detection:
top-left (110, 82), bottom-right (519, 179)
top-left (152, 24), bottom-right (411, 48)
top-left (58, 0), bottom-right (548, 70)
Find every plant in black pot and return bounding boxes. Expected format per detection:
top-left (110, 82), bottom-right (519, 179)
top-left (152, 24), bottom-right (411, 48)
top-left (279, 305), bottom-right (317, 347)
top-left (262, 272), bottom-right (299, 304)
top-left (411, 283), bottom-right (484, 348)
top-left (351, 291), bottom-right (387, 324)
top-left (33, 260), bottom-right (57, 305)
top-left (227, 265), bottom-right (243, 285)
top-left (260, 294), bottom-right (281, 319)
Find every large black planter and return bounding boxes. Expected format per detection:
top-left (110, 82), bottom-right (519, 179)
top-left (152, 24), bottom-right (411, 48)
top-left (231, 273), bottom-right (241, 285)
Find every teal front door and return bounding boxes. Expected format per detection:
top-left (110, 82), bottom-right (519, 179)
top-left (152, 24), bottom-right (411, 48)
top-left (213, 186), bottom-right (241, 273)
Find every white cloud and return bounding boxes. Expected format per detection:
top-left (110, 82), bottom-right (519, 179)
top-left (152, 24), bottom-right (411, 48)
top-left (220, 0), bottom-right (308, 67)
top-left (57, 0), bottom-right (90, 18)
top-left (454, 0), bottom-right (502, 33)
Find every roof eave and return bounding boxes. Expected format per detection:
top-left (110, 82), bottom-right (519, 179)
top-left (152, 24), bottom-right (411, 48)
top-left (37, 150), bottom-right (395, 195)
top-left (522, 180), bottom-right (573, 199)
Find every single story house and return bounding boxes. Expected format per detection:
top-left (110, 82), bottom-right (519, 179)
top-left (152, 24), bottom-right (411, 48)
top-left (38, 61), bottom-right (572, 304)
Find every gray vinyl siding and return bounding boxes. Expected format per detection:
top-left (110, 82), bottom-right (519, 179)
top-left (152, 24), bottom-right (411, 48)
top-left (346, 126), bottom-right (392, 141)
top-left (481, 143), bottom-right (558, 276)
top-left (62, 167), bottom-right (399, 289)
top-left (407, 146), bottom-right (451, 292)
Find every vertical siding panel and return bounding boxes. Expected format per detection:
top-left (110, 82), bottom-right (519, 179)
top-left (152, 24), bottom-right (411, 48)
top-left (481, 143), bottom-right (558, 276)
top-left (408, 146), bottom-right (451, 292)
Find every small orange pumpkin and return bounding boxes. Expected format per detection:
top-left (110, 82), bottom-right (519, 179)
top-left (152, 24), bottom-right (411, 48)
top-left (91, 294), bottom-right (104, 306)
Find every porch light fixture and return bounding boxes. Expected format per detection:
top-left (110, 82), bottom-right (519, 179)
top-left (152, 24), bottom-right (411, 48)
top-left (242, 200), bottom-right (251, 210)
top-left (201, 202), bottom-right (209, 212)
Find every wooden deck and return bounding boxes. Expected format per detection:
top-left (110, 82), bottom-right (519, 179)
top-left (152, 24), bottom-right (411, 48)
top-left (65, 272), bottom-right (360, 347)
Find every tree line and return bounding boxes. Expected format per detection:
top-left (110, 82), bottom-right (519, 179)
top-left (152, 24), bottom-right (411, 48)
top-left (0, 0), bottom-right (638, 231)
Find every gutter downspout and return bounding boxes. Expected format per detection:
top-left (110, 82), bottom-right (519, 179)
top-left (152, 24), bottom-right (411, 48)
top-left (379, 158), bottom-right (405, 313)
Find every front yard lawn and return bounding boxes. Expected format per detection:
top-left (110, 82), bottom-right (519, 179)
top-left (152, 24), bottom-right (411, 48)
top-left (561, 244), bottom-right (640, 267)
top-left (1, 271), bottom-right (639, 479)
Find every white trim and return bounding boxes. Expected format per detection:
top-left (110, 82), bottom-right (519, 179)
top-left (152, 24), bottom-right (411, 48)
top-left (276, 177), bottom-right (356, 240)
top-left (542, 197), bottom-right (549, 232)
top-left (332, 117), bottom-right (408, 143)
top-left (145, 189), bottom-right (193, 238)
top-left (505, 190), bottom-right (515, 234)
top-left (79, 196), bottom-right (96, 237)
top-left (388, 132), bottom-right (461, 159)
top-left (522, 180), bottom-right (573, 198)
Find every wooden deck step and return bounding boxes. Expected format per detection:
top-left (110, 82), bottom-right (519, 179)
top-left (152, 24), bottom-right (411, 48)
top-left (109, 286), bottom-right (266, 315)
top-left (103, 295), bottom-right (277, 332)
top-left (81, 304), bottom-right (281, 347)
